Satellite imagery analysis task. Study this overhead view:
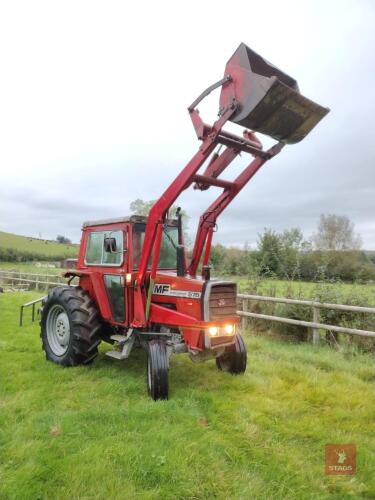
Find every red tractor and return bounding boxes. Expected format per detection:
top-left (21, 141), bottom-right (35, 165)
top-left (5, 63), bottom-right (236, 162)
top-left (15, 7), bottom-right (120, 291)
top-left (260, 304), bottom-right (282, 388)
top-left (40, 43), bottom-right (328, 399)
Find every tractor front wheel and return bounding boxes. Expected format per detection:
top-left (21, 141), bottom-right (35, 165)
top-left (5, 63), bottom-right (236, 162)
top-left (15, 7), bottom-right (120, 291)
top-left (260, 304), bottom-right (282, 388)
top-left (216, 333), bottom-right (247, 374)
top-left (147, 339), bottom-right (168, 400)
top-left (41, 286), bottom-right (101, 366)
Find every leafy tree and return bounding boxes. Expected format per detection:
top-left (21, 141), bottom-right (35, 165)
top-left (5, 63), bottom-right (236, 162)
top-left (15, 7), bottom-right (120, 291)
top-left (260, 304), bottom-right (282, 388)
top-left (129, 199), bottom-right (155, 216)
top-left (210, 244), bottom-right (257, 276)
top-left (130, 199), bottom-right (188, 221)
top-left (129, 198), bottom-right (190, 246)
top-left (312, 214), bottom-right (362, 251)
top-left (210, 244), bottom-right (227, 271)
top-left (280, 228), bottom-right (303, 250)
top-left (56, 235), bottom-right (72, 244)
top-left (256, 229), bottom-right (282, 276)
top-left (279, 228), bottom-right (304, 279)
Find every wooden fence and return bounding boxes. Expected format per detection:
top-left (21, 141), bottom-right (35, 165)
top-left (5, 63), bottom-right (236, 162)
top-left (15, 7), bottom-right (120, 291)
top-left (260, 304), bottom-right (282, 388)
top-left (2, 270), bottom-right (375, 342)
top-left (237, 294), bottom-right (375, 344)
top-left (0, 270), bottom-right (67, 291)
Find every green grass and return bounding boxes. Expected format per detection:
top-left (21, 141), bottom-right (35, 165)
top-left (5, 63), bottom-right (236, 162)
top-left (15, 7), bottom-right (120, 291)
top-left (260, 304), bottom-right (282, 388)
top-left (0, 231), bottom-right (78, 259)
top-left (1, 293), bottom-right (375, 499)
top-left (0, 261), bottom-right (63, 274)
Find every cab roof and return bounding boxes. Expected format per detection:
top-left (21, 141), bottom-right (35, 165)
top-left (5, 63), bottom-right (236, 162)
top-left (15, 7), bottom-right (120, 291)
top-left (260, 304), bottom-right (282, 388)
top-left (82, 215), bottom-right (178, 228)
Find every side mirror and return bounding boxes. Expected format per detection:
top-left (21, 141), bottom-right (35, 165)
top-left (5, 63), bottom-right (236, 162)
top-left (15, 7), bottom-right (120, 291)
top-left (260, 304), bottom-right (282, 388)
top-left (104, 237), bottom-right (117, 253)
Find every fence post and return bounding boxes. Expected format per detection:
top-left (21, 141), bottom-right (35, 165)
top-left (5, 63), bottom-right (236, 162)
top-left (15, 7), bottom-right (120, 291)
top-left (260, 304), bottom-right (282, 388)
top-left (241, 298), bottom-right (248, 331)
top-left (312, 306), bottom-right (320, 345)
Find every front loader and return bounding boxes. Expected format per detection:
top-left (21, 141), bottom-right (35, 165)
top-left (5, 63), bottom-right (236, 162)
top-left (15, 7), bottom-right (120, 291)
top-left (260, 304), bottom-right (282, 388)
top-left (37, 43), bottom-right (328, 399)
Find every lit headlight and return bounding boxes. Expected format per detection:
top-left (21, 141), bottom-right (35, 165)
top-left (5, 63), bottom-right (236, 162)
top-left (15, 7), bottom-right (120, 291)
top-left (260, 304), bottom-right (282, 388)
top-left (224, 324), bottom-right (235, 335)
top-left (208, 326), bottom-right (219, 336)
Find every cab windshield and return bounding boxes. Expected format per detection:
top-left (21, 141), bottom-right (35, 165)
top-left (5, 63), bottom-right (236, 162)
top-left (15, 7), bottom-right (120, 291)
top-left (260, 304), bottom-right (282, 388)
top-left (132, 223), bottom-right (179, 270)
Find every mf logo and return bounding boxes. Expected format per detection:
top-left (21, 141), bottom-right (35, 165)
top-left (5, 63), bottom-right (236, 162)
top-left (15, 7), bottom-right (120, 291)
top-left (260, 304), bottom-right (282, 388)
top-left (153, 284), bottom-right (170, 295)
top-left (325, 444), bottom-right (356, 475)
top-left (153, 284), bottom-right (202, 299)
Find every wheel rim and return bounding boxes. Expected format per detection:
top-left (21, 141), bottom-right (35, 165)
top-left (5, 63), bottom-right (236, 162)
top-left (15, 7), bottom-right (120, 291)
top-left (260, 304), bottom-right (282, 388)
top-left (46, 304), bottom-right (70, 356)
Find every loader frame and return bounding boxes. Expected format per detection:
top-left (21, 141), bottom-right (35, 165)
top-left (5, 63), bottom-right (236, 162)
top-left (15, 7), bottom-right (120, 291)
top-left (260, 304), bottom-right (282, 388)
top-left (132, 77), bottom-right (284, 328)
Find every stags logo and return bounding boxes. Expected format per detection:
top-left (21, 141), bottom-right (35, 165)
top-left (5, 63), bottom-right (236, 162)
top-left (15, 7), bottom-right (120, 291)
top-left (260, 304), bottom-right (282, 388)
top-left (325, 444), bottom-right (356, 475)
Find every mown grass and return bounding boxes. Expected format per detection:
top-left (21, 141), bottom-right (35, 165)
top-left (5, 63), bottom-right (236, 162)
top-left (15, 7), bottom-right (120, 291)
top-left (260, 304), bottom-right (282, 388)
top-left (0, 231), bottom-right (78, 259)
top-left (1, 292), bottom-right (375, 499)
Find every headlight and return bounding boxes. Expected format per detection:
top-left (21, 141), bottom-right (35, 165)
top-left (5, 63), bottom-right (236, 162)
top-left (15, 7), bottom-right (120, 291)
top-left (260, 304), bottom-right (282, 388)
top-left (208, 326), bottom-right (219, 336)
top-left (224, 324), bottom-right (235, 335)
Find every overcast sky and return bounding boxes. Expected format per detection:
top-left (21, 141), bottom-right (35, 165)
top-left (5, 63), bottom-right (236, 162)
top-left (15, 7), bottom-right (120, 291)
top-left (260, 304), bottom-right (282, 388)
top-left (0, 0), bottom-right (374, 249)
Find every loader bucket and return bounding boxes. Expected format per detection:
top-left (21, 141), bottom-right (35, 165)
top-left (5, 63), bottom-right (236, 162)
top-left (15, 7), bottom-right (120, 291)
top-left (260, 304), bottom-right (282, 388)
top-left (219, 43), bottom-right (329, 144)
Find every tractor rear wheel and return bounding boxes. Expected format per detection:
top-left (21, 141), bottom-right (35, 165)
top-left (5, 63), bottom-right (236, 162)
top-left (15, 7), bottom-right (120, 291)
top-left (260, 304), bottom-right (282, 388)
top-left (147, 339), bottom-right (168, 400)
top-left (40, 286), bottom-right (101, 366)
top-left (216, 333), bottom-right (247, 374)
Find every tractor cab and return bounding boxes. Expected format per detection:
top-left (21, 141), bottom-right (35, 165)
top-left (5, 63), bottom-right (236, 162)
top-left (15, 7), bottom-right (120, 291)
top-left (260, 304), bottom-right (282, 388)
top-left (77, 215), bottom-right (179, 272)
top-left (69, 215), bottom-right (183, 327)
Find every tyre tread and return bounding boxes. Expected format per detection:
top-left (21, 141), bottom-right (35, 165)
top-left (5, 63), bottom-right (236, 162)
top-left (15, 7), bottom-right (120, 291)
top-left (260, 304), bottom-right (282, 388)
top-left (40, 286), bottom-right (101, 367)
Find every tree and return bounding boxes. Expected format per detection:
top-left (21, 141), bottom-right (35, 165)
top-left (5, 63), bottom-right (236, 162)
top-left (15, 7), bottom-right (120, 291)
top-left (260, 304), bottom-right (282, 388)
top-left (129, 199), bottom-right (190, 246)
top-left (129, 199), bottom-right (155, 216)
top-left (56, 235), bottom-right (71, 244)
top-left (312, 214), bottom-right (362, 251)
top-left (279, 228), bottom-right (304, 279)
top-left (129, 199), bottom-right (188, 221)
top-left (280, 228), bottom-right (303, 250)
top-left (256, 229), bottom-right (282, 276)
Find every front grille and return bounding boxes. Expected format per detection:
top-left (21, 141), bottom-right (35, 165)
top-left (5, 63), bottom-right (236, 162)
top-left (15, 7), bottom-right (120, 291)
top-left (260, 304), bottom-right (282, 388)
top-left (207, 283), bottom-right (237, 320)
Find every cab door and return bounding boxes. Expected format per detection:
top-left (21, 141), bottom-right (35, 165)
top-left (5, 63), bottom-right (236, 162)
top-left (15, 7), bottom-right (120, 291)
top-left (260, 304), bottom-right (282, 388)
top-left (83, 226), bottom-right (128, 325)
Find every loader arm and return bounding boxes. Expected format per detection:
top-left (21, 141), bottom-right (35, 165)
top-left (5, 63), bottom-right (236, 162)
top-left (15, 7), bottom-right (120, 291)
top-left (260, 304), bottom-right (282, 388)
top-left (131, 42), bottom-right (328, 329)
top-left (132, 102), bottom-right (279, 328)
top-left (132, 102), bottom-right (238, 327)
top-left (188, 142), bottom-right (284, 277)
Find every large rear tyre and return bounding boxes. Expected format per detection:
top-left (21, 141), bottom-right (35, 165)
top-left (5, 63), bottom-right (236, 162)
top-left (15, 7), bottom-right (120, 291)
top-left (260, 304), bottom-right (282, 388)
top-left (40, 286), bottom-right (101, 366)
top-left (216, 333), bottom-right (247, 374)
top-left (147, 339), bottom-right (168, 400)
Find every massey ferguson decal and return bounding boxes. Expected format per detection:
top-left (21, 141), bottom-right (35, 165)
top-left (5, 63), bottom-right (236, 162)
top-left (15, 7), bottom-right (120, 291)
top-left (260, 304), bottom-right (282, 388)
top-left (153, 284), bottom-right (201, 299)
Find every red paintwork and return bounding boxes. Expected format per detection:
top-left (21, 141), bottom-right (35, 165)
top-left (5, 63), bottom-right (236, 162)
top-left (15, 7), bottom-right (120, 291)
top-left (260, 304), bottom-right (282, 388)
top-left (66, 66), bottom-right (285, 351)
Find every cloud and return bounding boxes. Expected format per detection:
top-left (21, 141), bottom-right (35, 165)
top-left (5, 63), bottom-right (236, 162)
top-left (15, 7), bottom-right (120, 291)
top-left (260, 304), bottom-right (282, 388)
top-left (0, 0), bottom-right (374, 248)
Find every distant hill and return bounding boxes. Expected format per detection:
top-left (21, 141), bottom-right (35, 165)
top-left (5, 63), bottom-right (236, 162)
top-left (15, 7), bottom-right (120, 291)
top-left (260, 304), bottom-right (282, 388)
top-left (0, 231), bottom-right (78, 261)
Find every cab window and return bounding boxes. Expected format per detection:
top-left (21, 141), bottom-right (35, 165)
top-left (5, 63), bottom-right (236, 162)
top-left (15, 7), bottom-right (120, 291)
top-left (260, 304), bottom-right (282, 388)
top-left (132, 223), bottom-right (178, 269)
top-left (85, 230), bottom-right (124, 266)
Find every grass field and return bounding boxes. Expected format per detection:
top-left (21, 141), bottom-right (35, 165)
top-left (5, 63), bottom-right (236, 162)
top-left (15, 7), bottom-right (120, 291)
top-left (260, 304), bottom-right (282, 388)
top-left (0, 231), bottom-right (78, 259)
top-left (1, 292), bottom-right (375, 499)
top-left (0, 261), bottom-right (63, 274)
